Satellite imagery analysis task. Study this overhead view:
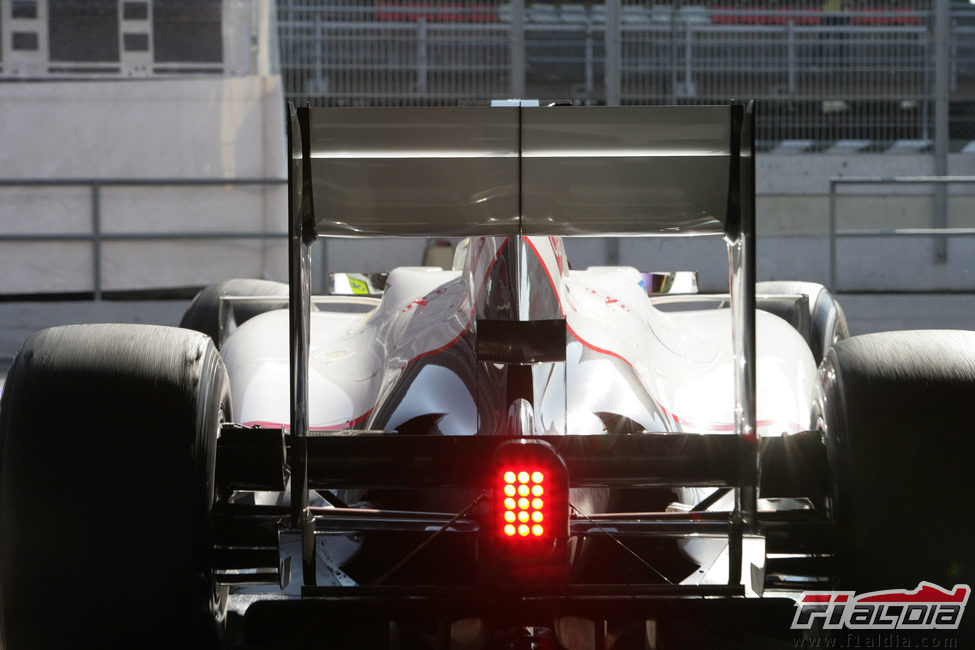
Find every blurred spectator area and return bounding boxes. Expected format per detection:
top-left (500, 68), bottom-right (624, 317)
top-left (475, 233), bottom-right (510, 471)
top-left (276, 0), bottom-right (975, 142)
top-left (363, 2), bottom-right (928, 25)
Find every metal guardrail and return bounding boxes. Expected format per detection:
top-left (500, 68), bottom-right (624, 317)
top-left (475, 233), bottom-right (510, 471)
top-left (828, 176), bottom-right (975, 292)
top-left (5, 174), bottom-right (974, 301)
top-left (0, 178), bottom-right (287, 300)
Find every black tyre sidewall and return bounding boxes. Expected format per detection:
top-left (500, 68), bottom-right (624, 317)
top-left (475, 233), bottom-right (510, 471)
top-left (0, 324), bottom-right (230, 649)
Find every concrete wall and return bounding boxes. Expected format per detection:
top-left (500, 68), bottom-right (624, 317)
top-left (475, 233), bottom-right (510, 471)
top-left (0, 76), bottom-right (287, 294)
top-left (756, 153), bottom-right (975, 235)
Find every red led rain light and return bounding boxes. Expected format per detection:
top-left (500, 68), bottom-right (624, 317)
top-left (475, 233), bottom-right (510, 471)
top-left (501, 468), bottom-right (545, 538)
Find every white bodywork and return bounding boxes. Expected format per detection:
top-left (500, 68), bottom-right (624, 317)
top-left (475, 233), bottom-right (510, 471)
top-left (221, 235), bottom-right (818, 591)
top-left (223, 236), bottom-right (816, 436)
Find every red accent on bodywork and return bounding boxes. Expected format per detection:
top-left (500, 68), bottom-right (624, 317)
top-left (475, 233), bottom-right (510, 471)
top-left (294, 238), bottom-right (514, 427)
top-left (522, 236), bottom-right (566, 317)
top-left (411, 236), bottom-right (512, 362)
top-left (311, 408), bottom-right (374, 431)
top-left (565, 324), bottom-right (784, 433)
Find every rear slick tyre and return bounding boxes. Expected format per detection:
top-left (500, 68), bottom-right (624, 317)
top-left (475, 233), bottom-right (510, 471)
top-left (0, 324), bottom-right (230, 649)
top-left (815, 331), bottom-right (975, 597)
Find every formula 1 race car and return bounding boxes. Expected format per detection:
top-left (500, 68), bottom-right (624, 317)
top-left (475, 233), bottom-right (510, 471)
top-left (1, 103), bottom-right (972, 649)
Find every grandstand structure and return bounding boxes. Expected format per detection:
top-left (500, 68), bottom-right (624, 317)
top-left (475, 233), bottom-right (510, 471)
top-left (277, 0), bottom-right (975, 143)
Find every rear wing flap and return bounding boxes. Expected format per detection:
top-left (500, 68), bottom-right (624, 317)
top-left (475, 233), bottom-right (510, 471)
top-left (289, 104), bottom-right (749, 238)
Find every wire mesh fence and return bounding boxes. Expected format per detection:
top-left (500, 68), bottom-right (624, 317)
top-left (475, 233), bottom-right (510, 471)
top-left (277, 2), bottom-right (512, 104)
top-left (277, 0), bottom-right (975, 142)
top-left (619, 5), bottom-right (936, 141)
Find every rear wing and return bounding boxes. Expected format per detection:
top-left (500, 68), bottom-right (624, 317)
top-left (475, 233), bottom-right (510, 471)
top-left (289, 104), bottom-right (749, 238)
top-left (284, 102), bottom-right (758, 590)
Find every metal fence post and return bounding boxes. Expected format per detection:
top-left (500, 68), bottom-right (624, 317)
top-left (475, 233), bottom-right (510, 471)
top-left (829, 179), bottom-right (837, 293)
top-left (950, 14), bottom-right (958, 94)
top-left (585, 23), bottom-right (594, 98)
top-left (787, 21), bottom-right (797, 95)
top-left (417, 18), bottom-right (428, 94)
top-left (668, 8), bottom-right (678, 104)
top-left (92, 182), bottom-right (102, 301)
top-left (605, 0), bottom-right (620, 106)
top-left (934, 2), bottom-right (950, 263)
top-left (510, 0), bottom-right (525, 98)
top-left (314, 14), bottom-right (324, 100)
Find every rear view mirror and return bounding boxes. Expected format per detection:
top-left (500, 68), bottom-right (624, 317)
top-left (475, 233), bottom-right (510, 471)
top-left (329, 272), bottom-right (389, 296)
top-left (642, 271), bottom-right (699, 295)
